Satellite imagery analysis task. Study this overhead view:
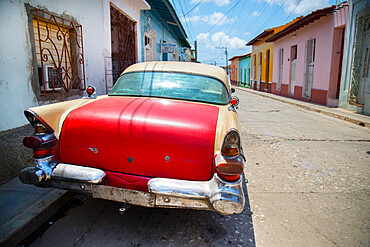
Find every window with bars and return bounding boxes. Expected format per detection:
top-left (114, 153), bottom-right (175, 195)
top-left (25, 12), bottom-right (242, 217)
top-left (31, 8), bottom-right (85, 95)
top-left (277, 48), bottom-right (284, 91)
top-left (303, 39), bottom-right (316, 99)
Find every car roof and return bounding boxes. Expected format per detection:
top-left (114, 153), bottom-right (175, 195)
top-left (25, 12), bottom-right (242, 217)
top-left (123, 61), bottom-right (230, 92)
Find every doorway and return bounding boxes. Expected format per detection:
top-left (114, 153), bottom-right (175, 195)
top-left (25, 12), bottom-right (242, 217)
top-left (257, 53), bottom-right (262, 90)
top-left (290, 45), bottom-right (297, 95)
top-left (265, 49), bottom-right (270, 90)
top-left (303, 39), bottom-right (315, 99)
top-left (110, 5), bottom-right (136, 84)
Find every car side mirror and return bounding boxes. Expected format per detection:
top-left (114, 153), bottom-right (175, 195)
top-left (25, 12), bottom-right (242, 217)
top-left (231, 88), bottom-right (235, 93)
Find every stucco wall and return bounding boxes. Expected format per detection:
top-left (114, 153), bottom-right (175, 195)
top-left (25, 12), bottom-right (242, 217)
top-left (339, 0), bottom-right (369, 114)
top-left (251, 38), bottom-right (274, 83)
top-left (239, 56), bottom-right (251, 85)
top-left (230, 59), bottom-right (239, 82)
top-left (272, 15), bottom-right (335, 92)
top-left (141, 9), bottom-right (189, 62)
top-left (0, 0), bottom-right (149, 132)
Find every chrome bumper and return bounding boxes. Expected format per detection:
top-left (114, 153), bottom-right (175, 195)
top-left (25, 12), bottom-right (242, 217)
top-left (19, 156), bottom-right (245, 215)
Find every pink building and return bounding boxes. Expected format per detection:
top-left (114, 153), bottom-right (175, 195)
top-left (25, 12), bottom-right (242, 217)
top-left (267, 4), bottom-right (348, 106)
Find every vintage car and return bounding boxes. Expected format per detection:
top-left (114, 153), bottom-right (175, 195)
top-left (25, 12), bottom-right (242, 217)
top-left (19, 61), bottom-right (246, 215)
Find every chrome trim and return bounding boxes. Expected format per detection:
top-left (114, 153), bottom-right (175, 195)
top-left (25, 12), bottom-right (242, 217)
top-left (51, 163), bottom-right (106, 183)
top-left (20, 159), bottom-right (244, 215)
top-left (148, 174), bottom-right (245, 215)
top-left (19, 156), bottom-right (105, 186)
top-left (19, 155), bottom-right (57, 185)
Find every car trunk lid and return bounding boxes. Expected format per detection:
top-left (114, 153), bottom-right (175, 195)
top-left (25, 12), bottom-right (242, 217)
top-left (59, 97), bottom-right (219, 181)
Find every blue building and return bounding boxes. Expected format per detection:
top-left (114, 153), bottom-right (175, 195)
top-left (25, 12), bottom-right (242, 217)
top-left (141, 0), bottom-right (192, 62)
top-left (339, 0), bottom-right (369, 115)
top-left (238, 53), bottom-right (252, 88)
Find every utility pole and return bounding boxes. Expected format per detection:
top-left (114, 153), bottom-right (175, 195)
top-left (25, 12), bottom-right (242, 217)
top-left (216, 46), bottom-right (228, 74)
top-left (194, 41), bottom-right (197, 62)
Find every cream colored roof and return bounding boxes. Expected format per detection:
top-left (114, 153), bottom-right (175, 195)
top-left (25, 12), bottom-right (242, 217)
top-left (123, 61), bottom-right (230, 92)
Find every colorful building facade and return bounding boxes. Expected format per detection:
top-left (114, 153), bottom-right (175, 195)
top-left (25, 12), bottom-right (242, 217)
top-left (239, 53), bottom-right (251, 87)
top-left (229, 56), bottom-right (240, 86)
top-left (229, 53), bottom-right (251, 87)
top-left (247, 19), bottom-right (298, 92)
top-left (267, 4), bottom-right (348, 106)
top-left (141, 0), bottom-right (192, 63)
top-left (339, 0), bottom-right (370, 115)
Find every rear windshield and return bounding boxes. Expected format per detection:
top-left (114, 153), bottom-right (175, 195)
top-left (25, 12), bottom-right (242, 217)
top-left (109, 71), bottom-right (229, 104)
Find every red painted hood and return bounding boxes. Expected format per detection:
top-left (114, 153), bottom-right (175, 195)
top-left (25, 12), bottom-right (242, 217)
top-left (59, 97), bottom-right (219, 181)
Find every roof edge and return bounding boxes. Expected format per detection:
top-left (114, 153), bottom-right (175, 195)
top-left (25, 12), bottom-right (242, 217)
top-left (265, 4), bottom-right (336, 42)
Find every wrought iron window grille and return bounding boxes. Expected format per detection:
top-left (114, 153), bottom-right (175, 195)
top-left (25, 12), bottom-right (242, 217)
top-left (31, 8), bottom-right (86, 96)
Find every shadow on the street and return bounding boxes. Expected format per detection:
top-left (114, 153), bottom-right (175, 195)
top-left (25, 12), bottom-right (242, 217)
top-left (22, 180), bottom-right (255, 247)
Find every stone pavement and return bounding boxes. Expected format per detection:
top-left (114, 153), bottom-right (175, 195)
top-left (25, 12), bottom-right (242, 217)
top-left (0, 178), bottom-right (73, 247)
top-left (237, 87), bottom-right (370, 128)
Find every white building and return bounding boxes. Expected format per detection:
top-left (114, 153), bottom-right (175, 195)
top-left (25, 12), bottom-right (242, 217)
top-left (0, 0), bottom-right (150, 132)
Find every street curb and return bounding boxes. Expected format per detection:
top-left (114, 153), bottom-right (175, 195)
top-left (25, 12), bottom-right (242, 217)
top-left (0, 189), bottom-right (74, 247)
top-left (236, 87), bottom-right (370, 128)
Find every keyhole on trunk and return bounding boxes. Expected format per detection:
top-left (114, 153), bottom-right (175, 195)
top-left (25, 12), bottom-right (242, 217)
top-left (127, 157), bottom-right (133, 163)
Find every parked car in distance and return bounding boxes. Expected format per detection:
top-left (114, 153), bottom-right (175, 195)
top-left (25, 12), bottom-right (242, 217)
top-left (19, 61), bottom-right (246, 215)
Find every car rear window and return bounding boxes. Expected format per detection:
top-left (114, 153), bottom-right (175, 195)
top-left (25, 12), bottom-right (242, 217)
top-left (109, 71), bottom-right (229, 104)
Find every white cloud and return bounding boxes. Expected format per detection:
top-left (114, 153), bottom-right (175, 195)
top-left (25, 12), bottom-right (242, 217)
top-left (196, 32), bottom-right (213, 49)
top-left (182, 12), bottom-right (236, 26)
top-left (197, 31), bottom-right (247, 51)
top-left (208, 12), bottom-right (236, 25)
top-left (190, 0), bottom-right (231, 7)
top-left (251, 11), bottom-right (261, 17)
top-left (258, 0), bottom-right (330, 15)
top-left (211, 31), bottom-right (247, 50)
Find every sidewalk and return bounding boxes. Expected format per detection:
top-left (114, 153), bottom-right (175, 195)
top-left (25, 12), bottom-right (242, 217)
top-left (237, 87), bottom-right (370, 128)
top-left (0, 177), bottom-right (73, 247)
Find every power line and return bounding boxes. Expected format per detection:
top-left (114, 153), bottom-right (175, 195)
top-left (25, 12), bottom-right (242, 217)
top-left (197, 0), bottom-right (242, 40)
top-left (181, 0), bottom-right (196, 42)
top-left (244, 2), bottom-right (270, 35)
top-left (179, 0), bottom-right (203, 17)
top-left (252, 0), bottom-right (288, 37)
top-left (238, 0), bottom-right (271, 39)
top-left (226, 0), bottom-right (249, 35)
top-left (281, 0), bottom-right (303, 24)
top-left (230, 0), bottom-right (259, 38)
top-left (222, 0), bottom-right (242, 36)
top-left (174, 0), bottom-right (194, 42)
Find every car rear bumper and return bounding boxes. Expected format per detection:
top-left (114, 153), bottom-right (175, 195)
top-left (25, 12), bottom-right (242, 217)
top-left (19, 156), bottom-right (245, 215)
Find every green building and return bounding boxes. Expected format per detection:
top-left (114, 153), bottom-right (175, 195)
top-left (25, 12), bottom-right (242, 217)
top-left (238, 53), bottom-right (252, 88)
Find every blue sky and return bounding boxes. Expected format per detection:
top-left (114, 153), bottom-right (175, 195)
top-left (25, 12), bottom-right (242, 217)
top-left (170, 0), bottom-right (339, 65)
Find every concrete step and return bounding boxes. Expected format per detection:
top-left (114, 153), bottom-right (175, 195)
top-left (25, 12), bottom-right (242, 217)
top-left (0, 177), bottom-right (73, 247)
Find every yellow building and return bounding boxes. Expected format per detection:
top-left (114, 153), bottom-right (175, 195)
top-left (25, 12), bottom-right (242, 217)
top-left (247, 19), bottom-right (299, 91)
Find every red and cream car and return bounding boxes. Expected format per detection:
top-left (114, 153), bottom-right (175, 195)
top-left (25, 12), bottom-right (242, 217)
top-left (19, 62), bottom-right (246, 215)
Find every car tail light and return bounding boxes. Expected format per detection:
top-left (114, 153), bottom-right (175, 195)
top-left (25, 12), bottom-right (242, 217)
top-left (221, 129), bottom-right (240, 157)
top-left (23, 133), bottom-right (57, 149)
top-left (215, 153), bottom-right (244, 181)
top-left (23, 109), bottom-right (56, 158)
top-left (24, 110), bottom-right (54, 133)
top-left (23, 135), bottom-right (43, 149)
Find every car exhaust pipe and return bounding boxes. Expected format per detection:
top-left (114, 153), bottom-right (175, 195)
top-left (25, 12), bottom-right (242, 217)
top-left (19, 167), bottom-right (46, 185)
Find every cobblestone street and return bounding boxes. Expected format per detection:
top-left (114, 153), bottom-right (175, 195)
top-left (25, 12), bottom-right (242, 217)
top-left (25, 89), bottom-right (369, 247)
